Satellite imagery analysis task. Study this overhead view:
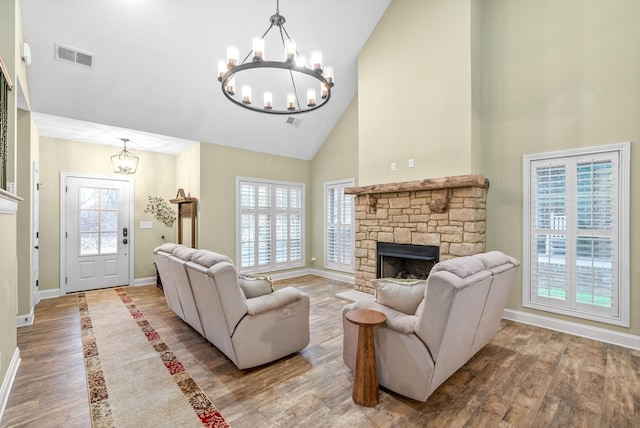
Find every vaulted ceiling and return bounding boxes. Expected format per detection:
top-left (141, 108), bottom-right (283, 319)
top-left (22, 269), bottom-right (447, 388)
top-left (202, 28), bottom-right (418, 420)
top-left (20, 0), bottom-right (391, 159)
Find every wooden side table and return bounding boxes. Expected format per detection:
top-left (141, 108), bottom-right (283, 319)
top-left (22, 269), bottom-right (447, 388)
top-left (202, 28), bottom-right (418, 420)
top-left (346, 309), bottom-right (387, 407)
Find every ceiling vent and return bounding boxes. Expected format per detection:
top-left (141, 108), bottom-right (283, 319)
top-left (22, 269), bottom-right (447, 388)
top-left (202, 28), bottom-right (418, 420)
top-left (55, 43), bottom-right (94, 69)
top-left (285, 117), bottom-right (302, 128)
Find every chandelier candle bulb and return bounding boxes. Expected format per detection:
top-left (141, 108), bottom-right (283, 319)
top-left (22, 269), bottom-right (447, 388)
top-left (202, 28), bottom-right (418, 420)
top-left (321, 83), bottom-right (328, 99)
top-left (242, 86), bottom-right (252, 104)
top-left (324, 66), bottom-right (334, 84)
top-left (311, 50), bottom-right (323, 72)
top-left (226, 76), bottom-right (236, 95)
top-left (307, 88), bottom-right (316, 107)
top-left (217, 60), bottom-right (227, 80)
top-left (264, 92), bottom-right (273, 109)
top-left (227, 45), bottom-right (239, 67)
top-left (252, 37), bottom-right (265, 61)
top-left (287, 92), bottom-right (296, 110)
top-left (284, 39), bottom-right (296, 62)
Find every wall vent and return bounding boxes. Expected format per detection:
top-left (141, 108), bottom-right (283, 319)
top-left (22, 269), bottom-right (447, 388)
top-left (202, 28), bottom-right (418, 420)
top-left (55, 43), bottom-right (95, 69)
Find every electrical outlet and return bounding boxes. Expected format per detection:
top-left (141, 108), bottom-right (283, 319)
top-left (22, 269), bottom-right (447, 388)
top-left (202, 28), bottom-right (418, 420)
top-left (391, 162), bottom-right (397, 171)
top-left (408, 159), bottom-right (414, 168)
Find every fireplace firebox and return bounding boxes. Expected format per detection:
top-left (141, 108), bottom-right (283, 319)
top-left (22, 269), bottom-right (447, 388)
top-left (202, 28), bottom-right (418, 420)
top-left (376, 242), bottom-right (439, 280)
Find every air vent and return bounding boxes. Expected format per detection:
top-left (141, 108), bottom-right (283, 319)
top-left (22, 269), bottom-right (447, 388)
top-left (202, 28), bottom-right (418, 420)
top-left (285, 117), bottom-right (302, 128)
top-left (55, 43), bottom-right (94, 69)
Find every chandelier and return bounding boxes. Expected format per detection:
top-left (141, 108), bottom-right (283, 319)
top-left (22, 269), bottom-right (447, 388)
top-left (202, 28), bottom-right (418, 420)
top-left (217, 0), bottom-right (334, 114)
top-left (111, 138), bottom-right (139, 175)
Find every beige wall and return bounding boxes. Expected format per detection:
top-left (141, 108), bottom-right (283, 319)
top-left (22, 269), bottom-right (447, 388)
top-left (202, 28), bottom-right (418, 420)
top-left (481, 0), bottom-right (640, 334)
top-left (197, 143), bottom-right (311, 266)
top-left (355, 0), bottom-right (640, 336)
top-left (38, 138), bottom-right (177, 292)
top-left (0, 0), bottom-right (21, 397)
top-left (310, 96), bottom-right (359, 272)
top-left (358, 0), bottom-right (476, 185)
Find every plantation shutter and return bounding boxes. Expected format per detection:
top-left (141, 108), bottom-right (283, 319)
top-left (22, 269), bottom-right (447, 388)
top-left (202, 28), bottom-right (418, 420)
top-left (325, 180), bottom-right (354, 272)
top-left (238, 179), bottom-right (304, 273)
top-left (529, 152), bottom-right (619, 318)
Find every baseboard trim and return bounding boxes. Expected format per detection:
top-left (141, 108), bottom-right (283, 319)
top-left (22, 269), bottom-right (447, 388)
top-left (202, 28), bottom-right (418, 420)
top-left (308, 269), bottom-right (355, 284)
top-left (133, 277), bottom-right (156, 286)
top-left (503, 309), bottom-right (640, 351)
top-left (269, 269), bottom-right (312, 281)
top-left (16, 308), bottom-right (34, 327)
top-left (0, 348), bottom-right (21, 422)
top-left (38, 288), bottom-right (61, 300)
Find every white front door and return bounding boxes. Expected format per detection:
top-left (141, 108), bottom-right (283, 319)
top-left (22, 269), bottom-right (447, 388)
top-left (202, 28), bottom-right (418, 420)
top-left (63, 174), bottom-right (133, 293)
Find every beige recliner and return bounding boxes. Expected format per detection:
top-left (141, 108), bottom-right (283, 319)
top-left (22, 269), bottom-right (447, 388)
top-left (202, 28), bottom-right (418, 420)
top-left (342, 251), bottom-right (520, 402)
top-left (153, 244), bottom-right (310, 370)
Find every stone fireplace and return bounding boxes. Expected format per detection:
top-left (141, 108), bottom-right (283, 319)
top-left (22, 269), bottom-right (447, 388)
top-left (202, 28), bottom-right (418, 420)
top-left (345, 174), bottom-right (489, 294)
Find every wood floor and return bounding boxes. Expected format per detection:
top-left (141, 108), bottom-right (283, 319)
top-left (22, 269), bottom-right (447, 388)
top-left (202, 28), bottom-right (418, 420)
top-left (2, 276), bottom-right (639, 427)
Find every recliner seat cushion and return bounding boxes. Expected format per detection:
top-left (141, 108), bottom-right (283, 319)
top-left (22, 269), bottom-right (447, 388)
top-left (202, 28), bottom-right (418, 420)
top-left (238, 275), bottom-right (274, 298)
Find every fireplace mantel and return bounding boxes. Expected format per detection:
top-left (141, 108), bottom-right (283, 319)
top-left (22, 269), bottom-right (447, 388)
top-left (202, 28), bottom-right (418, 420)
top-left (344, 174), bottom-right (489, 196)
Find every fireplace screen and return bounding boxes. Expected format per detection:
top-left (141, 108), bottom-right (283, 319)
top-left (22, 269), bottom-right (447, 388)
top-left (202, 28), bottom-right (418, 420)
top-left (377, 242), bottom-right (439, 280)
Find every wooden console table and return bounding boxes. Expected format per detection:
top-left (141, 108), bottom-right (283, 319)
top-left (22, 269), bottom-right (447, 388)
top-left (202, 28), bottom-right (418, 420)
top-left (346, 309), bottom-right (387, 406)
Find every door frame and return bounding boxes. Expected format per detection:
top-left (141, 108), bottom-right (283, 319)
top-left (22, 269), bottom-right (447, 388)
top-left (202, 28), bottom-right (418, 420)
top-left (33, 161), bottom-right (39, 306)
top-left (60, 172), bottom-right (135, 294)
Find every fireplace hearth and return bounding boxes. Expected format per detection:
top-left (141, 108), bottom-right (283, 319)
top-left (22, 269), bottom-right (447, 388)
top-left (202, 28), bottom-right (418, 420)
top-left (377, 242), bottom-right (439, 279)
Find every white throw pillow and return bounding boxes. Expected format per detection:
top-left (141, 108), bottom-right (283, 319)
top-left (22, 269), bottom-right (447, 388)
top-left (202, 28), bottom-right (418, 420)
top-left (238, 275), bottom-right (274, 299)
top-left (374, 278), bottom-right (426, 315)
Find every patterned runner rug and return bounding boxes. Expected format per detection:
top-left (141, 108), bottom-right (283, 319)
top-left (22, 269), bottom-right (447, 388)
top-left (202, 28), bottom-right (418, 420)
top-left (77, 288), bottom-right (228, 428)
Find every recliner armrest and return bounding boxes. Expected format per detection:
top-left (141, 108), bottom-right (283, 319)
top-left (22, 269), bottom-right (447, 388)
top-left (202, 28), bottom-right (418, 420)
top-left (350, 299), bottom-right (418, 335)
top-left (246, 287), bottom-right (306, 315)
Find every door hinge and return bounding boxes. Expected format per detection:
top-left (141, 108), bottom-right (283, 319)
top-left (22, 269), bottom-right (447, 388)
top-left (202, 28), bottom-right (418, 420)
top-left (37, 183), bottom-right (40, 191)
top-left (36, 279), bottom-right (39, 287)
top-left (65, 232), bottom-right (68, 238)
top-left (65, 277), bottom-right (68, 284)
top-left (36, 231), bottom-right (39, 239)
top-left (65, 185), bottom-right (68, 192)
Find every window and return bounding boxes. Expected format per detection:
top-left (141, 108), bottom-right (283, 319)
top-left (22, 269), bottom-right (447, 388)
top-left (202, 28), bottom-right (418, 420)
top-left (523, 143), bottom-right (630, 326)
top-left (324, 179), bottom-right (355, 272)
top-left (237, 178), bottom-right (304, 273)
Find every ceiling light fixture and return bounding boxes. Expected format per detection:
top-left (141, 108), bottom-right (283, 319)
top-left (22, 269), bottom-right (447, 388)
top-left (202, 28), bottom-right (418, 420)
top-left (217, 0), bottom-right (334, 115)
top-left (111, 138), bottom-right (139, 175)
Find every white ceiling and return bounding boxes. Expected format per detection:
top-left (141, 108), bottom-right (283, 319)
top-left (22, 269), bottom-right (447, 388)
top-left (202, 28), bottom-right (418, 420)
top-left (20, 0), bottom-right (391, 160)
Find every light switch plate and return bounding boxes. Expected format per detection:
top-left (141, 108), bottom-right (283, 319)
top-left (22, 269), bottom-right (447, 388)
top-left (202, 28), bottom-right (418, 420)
top-left (140, 221), bottom-right (154, 229)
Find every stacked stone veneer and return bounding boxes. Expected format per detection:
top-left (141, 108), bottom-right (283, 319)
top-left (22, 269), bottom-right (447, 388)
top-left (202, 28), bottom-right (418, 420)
top-left (346, 175), bottom-right (489, 294)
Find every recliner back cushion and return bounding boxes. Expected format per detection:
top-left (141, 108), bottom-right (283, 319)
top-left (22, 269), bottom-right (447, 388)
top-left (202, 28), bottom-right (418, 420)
top-left (192, 249), bottom-right (232, 268)
top-left (173, 246), bottom-right (197, 261)
top-left (154, 242), bottom-right (180, 254)
top-left (430, 256), bottom-right (485, 278)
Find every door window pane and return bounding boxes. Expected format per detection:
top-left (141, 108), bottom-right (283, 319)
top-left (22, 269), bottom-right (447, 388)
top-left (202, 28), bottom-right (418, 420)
top-left (79, 186), bottom-right (119, 255)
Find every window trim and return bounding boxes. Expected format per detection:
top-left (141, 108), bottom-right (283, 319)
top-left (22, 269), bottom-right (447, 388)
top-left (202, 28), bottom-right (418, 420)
top-left (323, 178), bottom-right (356, 273)
top-left (522, 142), bottom-right (630, 327)
top-left (236, 176), bottom-right (305, 274)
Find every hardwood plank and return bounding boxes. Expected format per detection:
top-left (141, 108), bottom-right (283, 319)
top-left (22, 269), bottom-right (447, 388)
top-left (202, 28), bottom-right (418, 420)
top-left (2, 277), bottom-right (640, 427)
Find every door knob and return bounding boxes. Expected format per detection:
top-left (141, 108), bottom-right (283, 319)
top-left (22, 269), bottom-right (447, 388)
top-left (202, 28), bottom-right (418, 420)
top-left (123, 239), bottom-right (128, 244)
top-left (34, 246), bottom-right (39, 249)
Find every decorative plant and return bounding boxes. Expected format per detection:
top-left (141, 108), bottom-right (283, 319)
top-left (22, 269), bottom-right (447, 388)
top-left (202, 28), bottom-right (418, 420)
top-left (144, 196), bottom-right (176, 227)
